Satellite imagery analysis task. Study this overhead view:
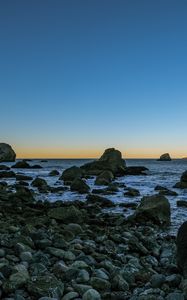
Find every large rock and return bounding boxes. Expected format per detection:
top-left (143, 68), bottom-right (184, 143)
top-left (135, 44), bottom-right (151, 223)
top-left (60, 166), bottom-right (83, 182)
top-left (95, 170), bottom-right (114, 185)
top-left (70, 178), bottom-right (90, 194)
top-left (81, 148), bottom-right (126, 176)
top-left (133, 194), bottom-right (171, 226)
top-left (177, 221), bottom-right (187, 277)
top-left (123, 166), bottom-right (148, 175)
top-left (12, 160), bottom-right (31, 168)
top-left (0, 143), bottom-right (16, 162)
top-left (174, 171), bottom-right (187, 189)
top-left (157, 153), bottom-right (171, 161)
top-left (48, 205), bottom-right (85, 224)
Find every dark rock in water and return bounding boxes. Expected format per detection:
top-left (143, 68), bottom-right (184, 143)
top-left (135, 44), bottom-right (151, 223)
top-left (30, 164), bottom-right (42, 169)
top-left (174, 171), bottom-right (187, 189)
top-left (40, 160), bottom-right (48, 162)
top-left (133, 194), bottom-right (171, 226)
top-left (155, 185), bottom-right (168, 191)
top-left (86, 194), bottom-right (115, 207)
top-left (32, 177), bottom-right (48, 188)
top-left (119, 202), bottom-right (138, 209)
top-left (159, 189), bottom-right (178, 196)
top-left (0, 165), bottom-right (10, 170)
top-left (0, 171), bottom-right (16, 178)
top-left (70, 178), bottom-right (90, 194)
top-left (0, 143), bottom-right (16, 162)
top-left (0, 181), bottom-right (7, 190)
top-left (12, 160), bottom-right (31, 168)
top-left (177, 200), bottom-right (187, 207)
top-left (177, 221), bottom-right (187, 277)
top-left (49, 169), bottom-right (60, 176)
top-left (157, 153), bottom-right (171, 161)
top-left (155, 185), bottom-right (178, 196)
top-left (60, 166), bottom-right (83, 182)
top-left (81, 148), bottom-right (126, 176)
top-left (124, 166), bottom-right (148, 175)
top-left (15, 174), bottom-right (33, 181)
top-left (124, 187), bottom-right (140, 197)
top-left (31, 177), bottom-right (50, 193)
top-left (95, 170), bottom-right (114, 185)
top-left (48, 205), bottom-right (85, 223)
top-left (17, 180), bottom-right (29, 186)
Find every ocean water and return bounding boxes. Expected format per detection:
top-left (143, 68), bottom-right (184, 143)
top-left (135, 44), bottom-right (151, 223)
top-left (1, 158), bottom-right (187, 234)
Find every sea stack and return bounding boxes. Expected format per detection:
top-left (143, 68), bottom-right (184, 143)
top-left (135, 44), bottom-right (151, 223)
top-left (0, 143), bottom-right (16, 162)
top-left (81, 147), bottom-right (126, 176)
top-left (157, 153), bottom-right (171, 161)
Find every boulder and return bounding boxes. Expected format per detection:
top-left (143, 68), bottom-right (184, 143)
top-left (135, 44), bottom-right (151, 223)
top-left (95, 170), bottom-right (114, 185)
top-left (0, 171), bottom-right (16, 178)
top-left (70, 178), bottom-right (90, 194)
top-left (157, 153), bottom-right (171, 161)
top-left (177, 221), bottom-right (187, 277)
top-left (48, 205), bottom-right (85, 224)
top-left (0, 143), bottom-right (16, 162)
top-left (123, 166), bottom-right (148, 175)
top-left (177, 200), bottom-right (187, 207)
top-left (0, 165), bottom-right (10, 170)
top-left (31, 177), bottom-right (49, 192)
top-left (60, 166), bottom-right (83, 182)
top-left (86, 194), bottom-right (115, 208)
top-left (174, 171), bottom-right (187, 189)
top-left (134, 194), bottom-right (171, 226)
top-left (12, 160), bottom-right (31, 168)
top-left (124, 187), bottom-right (140, 197)
top-left (49, 170), bottom-right (60, 176)
top-left (81, 148), bottom-right (126, 176)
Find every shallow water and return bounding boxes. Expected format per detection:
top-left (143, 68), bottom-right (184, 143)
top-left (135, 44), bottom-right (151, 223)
top-left (1, 158), bottom-right (187, 234)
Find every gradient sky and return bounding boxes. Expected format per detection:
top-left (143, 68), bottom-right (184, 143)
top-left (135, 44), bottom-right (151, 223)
top-left (1, 0), bottom-right (187, 158)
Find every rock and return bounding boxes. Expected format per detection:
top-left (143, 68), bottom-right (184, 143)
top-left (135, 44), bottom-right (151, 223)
top-left (16, 174), bottom-right (33, 181)
top-left (82, 289), bottom-right (101, 300)
top-left (157, 153), bottom-right (171, 161)
top-left (95, 171), bottom-right (114, 185)
top-left (90, 276), bottom-right (111, 291)
top-left (123, 166), bottom-right (148, 175)
top-left (155, 185), bottom-right (178, 195)
top-left (150, 274), bottom-right (165, 288)
top-left (0, 171), bottom-right (16, 178)
top-left (0, 143), bottom-right (16, 162)
top-left (124, 187), bottom-right (140, 197)
top-left (166, 292), bottom-right (185, 300)
top-left (174, 171), bottom-right (187, 188)
top-left (48, 205), bottom-right (85, 223)
top-left (0, 165), bottom-right (10, 170)
top-left (134, 194), bottom-right (171, 226)
top-left (27, 274), bottom-right (64, 298)
top-left (3, 264), bottom-right (29, 293)
top-left (31, 177), bottom-right (49, 192)
top-left (86, 194), bottom-right (115, 207)
top-left (177, 200), bottom-right (187, 207)
top-left (70, 178), bottom-right (90, 194)
top-left (12, 160), bottom-right (31, 168)
top-left (62, 292), bottom-right (79, 300)
top-left (49, 170), bottom-right (60, 176)
top-left (177, 221), bottom-right (187, 277)
top-left (81, 148), bottom-right (126, 176)
top-left (60, 166), bottom-right (83, 182)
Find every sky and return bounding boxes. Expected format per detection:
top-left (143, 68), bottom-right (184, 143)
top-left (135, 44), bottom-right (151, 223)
top-left (0, 0), bottom-right (187, 158)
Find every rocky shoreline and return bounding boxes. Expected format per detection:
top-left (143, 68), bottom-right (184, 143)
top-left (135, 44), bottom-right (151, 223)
top-left (0, 145), bottom-right (187, 299)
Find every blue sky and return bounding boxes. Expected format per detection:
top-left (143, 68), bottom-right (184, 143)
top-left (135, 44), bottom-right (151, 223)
top-left (1, 0), bottom-right (187, 158)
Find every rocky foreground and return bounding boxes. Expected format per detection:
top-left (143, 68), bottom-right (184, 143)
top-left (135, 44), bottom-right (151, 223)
top-left (0, 183), bottom-right (185, 300)
top-left (0, 146), bottom-right (187, 299)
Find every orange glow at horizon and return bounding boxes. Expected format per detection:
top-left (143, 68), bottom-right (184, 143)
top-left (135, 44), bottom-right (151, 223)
top-left (15, 146), bottom-right (186, 159)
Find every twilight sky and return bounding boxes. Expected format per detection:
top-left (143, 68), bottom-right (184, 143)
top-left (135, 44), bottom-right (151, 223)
top-left (1, 0), bottom-right (187, 158)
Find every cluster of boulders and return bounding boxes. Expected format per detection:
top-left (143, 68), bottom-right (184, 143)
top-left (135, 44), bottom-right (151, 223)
top-left (0, 184), bottom-right (185, 300)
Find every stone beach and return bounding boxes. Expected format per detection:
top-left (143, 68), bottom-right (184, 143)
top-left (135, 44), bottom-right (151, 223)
top-left (0, 145), bottom-right (187, 299)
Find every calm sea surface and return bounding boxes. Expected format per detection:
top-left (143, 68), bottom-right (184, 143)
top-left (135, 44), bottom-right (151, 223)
top-left (1, 158), bottom-right (187, 234)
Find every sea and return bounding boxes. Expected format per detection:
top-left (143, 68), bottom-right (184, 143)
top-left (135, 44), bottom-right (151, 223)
top-left (1, 158), bottom-right (187, 234)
